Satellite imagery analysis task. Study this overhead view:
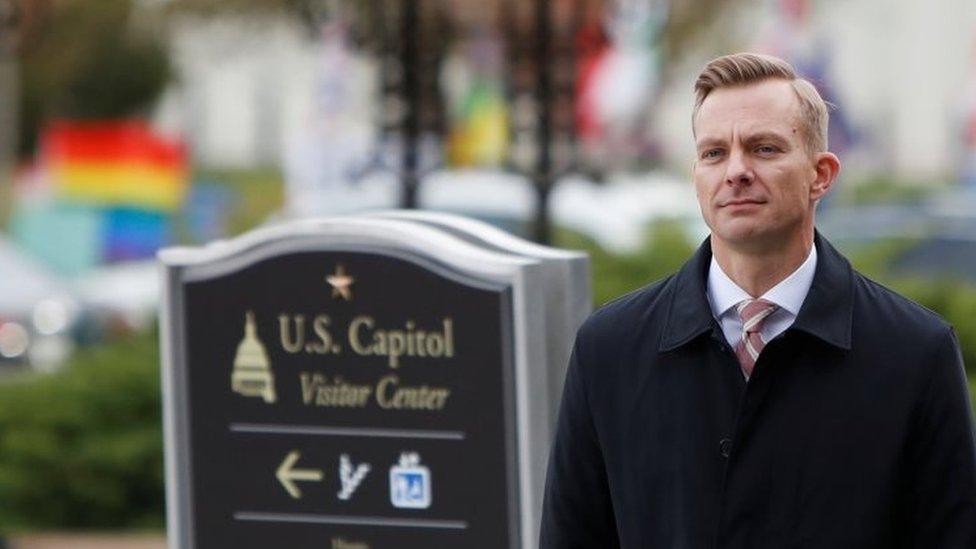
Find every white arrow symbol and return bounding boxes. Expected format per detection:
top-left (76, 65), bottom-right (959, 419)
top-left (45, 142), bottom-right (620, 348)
top-left (276, 450), bottom-right (323, 499)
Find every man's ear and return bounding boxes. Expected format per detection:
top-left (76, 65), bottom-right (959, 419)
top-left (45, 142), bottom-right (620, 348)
top-left (811, 152), bottom-right (841, 201)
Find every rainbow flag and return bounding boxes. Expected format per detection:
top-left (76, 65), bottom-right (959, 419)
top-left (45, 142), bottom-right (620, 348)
top-left (42, 120), bottom-right (188, 212)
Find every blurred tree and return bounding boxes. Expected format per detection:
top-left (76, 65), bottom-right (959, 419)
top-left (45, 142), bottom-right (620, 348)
top-left (1, 1), bottom-right (47, 229)
top-left (1, 1), bottom-right (47, 171)
top-left (1, 1), bottom-right (18, 173)
top-left (17, 0), bottom-right (171, 157)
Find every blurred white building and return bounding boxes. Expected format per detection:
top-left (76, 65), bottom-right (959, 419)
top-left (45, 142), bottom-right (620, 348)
top-left (155, 14), bottom-right (378, 170)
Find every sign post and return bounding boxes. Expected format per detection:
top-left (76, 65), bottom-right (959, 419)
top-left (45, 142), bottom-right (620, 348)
top-left (159, 215), bottom-right (589, 548)
top-left (367, 210), bottom-right (590, 426)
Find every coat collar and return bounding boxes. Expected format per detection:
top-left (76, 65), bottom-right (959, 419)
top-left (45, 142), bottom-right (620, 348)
top-left (659, 231), bottom-right (853, 352)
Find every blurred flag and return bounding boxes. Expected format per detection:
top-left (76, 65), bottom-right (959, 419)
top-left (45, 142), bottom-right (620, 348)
top-left (10, 121), bottom-right (189, 275)
top-left (575, 20), bottom-right (611, 143)
top-left (10, 201), bottom-right (103, 276)
top-left (575, 0), bottom-right (668, 167)
top-left (42, 120), bottom-right (188, 211)
top-left (102, 208), bottom-right (171, 262)
top-left (447, 80), bottom-right (509, 167)
top-left (283, 16), bottom-right (376, 217)
top-left (443, 29), bottom-right (509, 168)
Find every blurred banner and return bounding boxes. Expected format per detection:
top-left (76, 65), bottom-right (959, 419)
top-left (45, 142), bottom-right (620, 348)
top-left (443, 28), bottom-right (509, 167)
top-left (44, 121), bottom-right (187, 211)
top-left (10, 120), bottom-right (188, 275)
top-left (283, 16), bottom-right (375, 218)
top-left (576, 0), bottom-right (667, 170)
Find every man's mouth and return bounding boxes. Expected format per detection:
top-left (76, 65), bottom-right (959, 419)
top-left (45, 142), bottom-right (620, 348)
top-left (720, 198), bottom-right (766, 207)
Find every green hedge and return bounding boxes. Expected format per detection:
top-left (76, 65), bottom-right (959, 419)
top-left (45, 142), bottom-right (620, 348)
top-left (842, 239), bottom-right (976, 376)
top-left (0, 330), bottom-right (164, 531)
top-left (556, 220), bottom-right (697, 307)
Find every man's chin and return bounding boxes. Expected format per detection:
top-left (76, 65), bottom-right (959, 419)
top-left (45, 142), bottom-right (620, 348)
top-left (713, 220), bottom-right (766, 243)
top-left (710, 223), bottom-right (781, 252)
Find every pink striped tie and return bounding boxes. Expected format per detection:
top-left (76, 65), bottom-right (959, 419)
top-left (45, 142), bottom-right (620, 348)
top-left (734, 299), bottom-right (779, 379)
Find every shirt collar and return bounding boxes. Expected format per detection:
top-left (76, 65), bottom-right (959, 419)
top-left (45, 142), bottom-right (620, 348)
top-left (706, 255), bottom-right (751, 319)
top-left (660, 231), bottom-right (852, 352)
top-left (706, 244), bottom-right (817, 319)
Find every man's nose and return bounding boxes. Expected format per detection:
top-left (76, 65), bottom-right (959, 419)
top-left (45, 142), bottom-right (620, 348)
top-left (724, 150), bottom-right (754, 185)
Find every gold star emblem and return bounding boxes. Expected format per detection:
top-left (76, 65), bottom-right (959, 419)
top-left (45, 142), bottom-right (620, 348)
top-left (326, 264), bottom-right (354, 301)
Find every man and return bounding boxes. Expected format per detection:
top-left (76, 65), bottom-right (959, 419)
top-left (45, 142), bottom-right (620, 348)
top-left (540, 53), bottom-right (976, 548)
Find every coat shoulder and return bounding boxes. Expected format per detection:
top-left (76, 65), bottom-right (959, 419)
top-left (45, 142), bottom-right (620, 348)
top-left (852, 271), bottom-right (952, 343)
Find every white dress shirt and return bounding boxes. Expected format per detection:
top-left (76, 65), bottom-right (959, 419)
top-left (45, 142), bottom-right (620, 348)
top-left (706, 244), bottom-right (818, 351)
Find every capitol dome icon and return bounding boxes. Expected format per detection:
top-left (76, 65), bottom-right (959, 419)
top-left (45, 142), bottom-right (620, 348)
top-left (231, 312), bottom-right (277, 403)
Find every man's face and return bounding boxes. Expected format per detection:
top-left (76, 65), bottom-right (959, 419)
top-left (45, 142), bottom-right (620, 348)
top-left (693, 79), bottom-right (828, 252)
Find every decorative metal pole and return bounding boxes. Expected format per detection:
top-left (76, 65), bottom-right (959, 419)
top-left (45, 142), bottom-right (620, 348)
top-left (532, 0), bottom-right (553, 244)
top-left (399, 0), bottom-right (420, 209)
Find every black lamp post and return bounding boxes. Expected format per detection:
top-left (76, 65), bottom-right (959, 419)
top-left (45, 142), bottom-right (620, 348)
top-left (398, 0), bottom-right (420, 209)
top-left (531, 0), bottom-right (554, 244)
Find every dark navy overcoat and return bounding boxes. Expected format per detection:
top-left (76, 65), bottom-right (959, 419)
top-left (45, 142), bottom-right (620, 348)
top-left (541, 234), bottom-right (976, 548)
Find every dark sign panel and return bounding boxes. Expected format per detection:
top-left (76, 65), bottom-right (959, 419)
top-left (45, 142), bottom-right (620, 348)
top-left (179, 250), bottom-right (518, 548)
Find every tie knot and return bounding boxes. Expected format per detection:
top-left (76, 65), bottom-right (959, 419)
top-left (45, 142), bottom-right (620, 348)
top-left (736, 299), bottom-right (778, 334)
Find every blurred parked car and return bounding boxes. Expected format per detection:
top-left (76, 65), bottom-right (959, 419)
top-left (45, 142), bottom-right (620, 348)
top-left (0, 234), bottom-right (79, 372)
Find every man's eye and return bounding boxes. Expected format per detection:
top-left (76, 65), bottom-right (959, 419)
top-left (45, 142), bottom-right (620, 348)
top-left (701, 149), bottom-right (723, 160)
top-left (756, 145), bottom-right (779, 154)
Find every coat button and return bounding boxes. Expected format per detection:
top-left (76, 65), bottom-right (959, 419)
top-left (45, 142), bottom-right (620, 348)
top-left (719, 438), bottom-right (732, 458)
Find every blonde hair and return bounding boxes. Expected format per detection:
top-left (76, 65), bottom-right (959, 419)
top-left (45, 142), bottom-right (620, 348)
top-left (693, 53), bottom-right (829, 155)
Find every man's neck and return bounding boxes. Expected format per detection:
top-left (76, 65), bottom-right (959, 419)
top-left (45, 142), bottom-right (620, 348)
top-left (711, 232), bottom-right (814, 298)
